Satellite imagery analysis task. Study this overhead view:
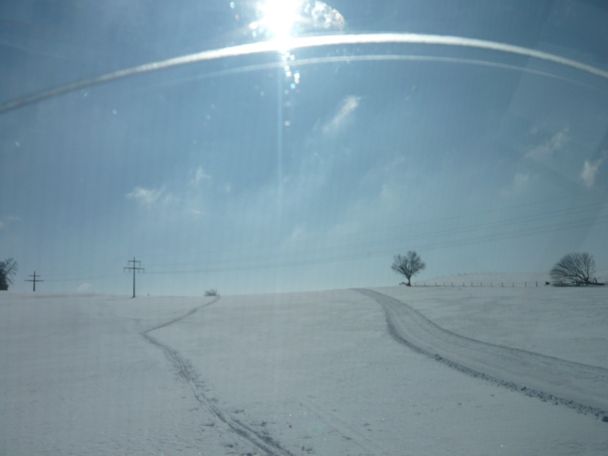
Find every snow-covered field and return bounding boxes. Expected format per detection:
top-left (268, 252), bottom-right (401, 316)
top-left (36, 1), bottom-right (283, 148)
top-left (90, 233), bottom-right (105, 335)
top-left (1, 287), bottom-right (607, 455)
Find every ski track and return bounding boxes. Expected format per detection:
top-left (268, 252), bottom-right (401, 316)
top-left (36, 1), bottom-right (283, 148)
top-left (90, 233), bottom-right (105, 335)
top-left (141, 298), bottom-right (296, 456)
top-left (356, 289), bottom-right (608, 421)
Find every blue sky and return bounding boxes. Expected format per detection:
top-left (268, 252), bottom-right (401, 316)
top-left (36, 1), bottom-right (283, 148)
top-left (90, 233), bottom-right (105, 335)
top-left (1, 0), bottom-right (607, 295)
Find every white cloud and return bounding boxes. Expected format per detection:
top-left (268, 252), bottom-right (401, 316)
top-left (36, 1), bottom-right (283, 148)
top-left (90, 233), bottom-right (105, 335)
top-left (525, 127), bottom-right (568, 161)
top-left (501, 172), bottom-right (531, 197)
top-left (190, 166), bottom-right (211, 187)
top-left (580, 158), bottom-right (604, 189)
top-left (322, 95), bottom-right (360, 135)
top-left (126, 186), bottom-right (166, 206)
top-left (307, 0), bottom-right (346, 31)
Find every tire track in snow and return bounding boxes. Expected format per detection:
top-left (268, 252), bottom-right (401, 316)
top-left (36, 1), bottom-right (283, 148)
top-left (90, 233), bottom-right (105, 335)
top-left (144, 298), bottom-right (219, 333)
top-left (141, 298), bottom-right (296, 456)
top-left (357, 289), bottom-right (608, 421)
top-left (298, 399), bottom-right (390, 456)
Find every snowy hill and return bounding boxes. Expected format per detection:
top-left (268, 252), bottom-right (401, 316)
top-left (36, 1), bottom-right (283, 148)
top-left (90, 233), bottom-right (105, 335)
top-left (1, 288), bottom-right (607, 455)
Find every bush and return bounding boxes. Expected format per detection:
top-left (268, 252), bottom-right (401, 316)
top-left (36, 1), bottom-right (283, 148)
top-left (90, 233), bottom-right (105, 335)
top-left (0, 258), bottom-right (18, 291)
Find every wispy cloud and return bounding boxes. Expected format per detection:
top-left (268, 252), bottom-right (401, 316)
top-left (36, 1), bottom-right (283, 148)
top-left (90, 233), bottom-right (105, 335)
top-left (126, 186), bottom-right (168, 207)
top-left (190, 166), bottom-right (211, 187)
top-left (500, 172), bottom-right (532, 197)
top-left (322, 95), bottom-right (360, 135)
top-left (76, 282), bottom-right (92, 293)
top-left (125, 166), bottom-right (224, 217)
top-left (286, 225), bottom-right (308, 244)
top-left (525, 127), bottom-right (569, 161)
top-left (0, 215), bottom-right (20, 230)
top-left (187, 207), bottom-right (205, 219)
top-left (580, 158), bottom-right (603, 189)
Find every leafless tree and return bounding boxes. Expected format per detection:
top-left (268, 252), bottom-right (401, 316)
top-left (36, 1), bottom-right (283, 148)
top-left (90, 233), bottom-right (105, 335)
top-left (0, 258), bottom-right (18, 291)
top-left (550, 252), bottom-right (596, 286)
top-left (392, 251), bottom-right (425, 286)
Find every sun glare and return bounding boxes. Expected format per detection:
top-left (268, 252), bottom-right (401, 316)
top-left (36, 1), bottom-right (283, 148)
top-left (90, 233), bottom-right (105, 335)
top-left (254, 0), bottom-right (303, 46)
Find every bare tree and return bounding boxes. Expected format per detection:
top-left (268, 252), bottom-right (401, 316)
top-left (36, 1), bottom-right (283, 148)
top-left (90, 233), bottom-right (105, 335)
top-left (0, 258), bottom-right (18, 291)
top-left (392, 251), bottom-right (425, 286)
top-left (550, 252), bottom-right (596, 286)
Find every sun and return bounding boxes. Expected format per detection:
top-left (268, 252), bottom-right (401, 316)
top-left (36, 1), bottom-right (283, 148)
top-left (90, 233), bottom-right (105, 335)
top-left (252, 0), bottom-right (304, 47)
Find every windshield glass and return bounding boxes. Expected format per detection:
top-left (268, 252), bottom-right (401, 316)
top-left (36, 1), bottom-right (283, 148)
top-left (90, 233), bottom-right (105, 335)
top-left (1, 1), bottom-right (607, 455)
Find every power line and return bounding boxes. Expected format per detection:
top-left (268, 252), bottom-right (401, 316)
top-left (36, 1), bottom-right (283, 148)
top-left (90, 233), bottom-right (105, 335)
top-left (144, 213), bottom-right (608, 276)
top-left (31, 197), bottom-right (608, 285)
top-left (142, 196), bottom-right (607, 270)
top-left (124, 257), bottom-right (144, 298)
top-left (25, 271), bottom-right (43, 292)
top-left (44, 273), bottom-right (122, 283)
top-left (141, 204), bottom-right (608, 275)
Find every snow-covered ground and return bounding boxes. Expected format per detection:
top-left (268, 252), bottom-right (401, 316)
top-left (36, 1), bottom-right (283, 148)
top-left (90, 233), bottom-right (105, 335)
top-left (1, 287), bottom-right (607, 455)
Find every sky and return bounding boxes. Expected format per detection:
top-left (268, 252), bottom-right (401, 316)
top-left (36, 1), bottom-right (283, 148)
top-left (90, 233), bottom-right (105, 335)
top-left (1, 0), bottom-right (608, 295)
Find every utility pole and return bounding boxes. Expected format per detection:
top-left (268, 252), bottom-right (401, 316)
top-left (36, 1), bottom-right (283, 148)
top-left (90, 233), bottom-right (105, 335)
top-left (124, 257), bottom-right (144, 298)
top-left (25, 271), bottom-right (43, 292)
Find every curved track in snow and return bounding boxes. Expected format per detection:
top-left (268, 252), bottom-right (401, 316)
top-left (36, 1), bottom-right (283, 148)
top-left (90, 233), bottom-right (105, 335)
top-left (141, 298), bottom-right (295, 456)
top-left (357, 289), bottom-right (608, 420)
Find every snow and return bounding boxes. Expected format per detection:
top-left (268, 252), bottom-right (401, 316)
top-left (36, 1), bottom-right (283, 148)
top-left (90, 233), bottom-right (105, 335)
top-left (1, 287), bottom-right (608, 455)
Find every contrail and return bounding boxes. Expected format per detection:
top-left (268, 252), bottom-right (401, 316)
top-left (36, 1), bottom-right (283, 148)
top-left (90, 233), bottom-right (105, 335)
top-left (2, 32), bottom-right (607, 113)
